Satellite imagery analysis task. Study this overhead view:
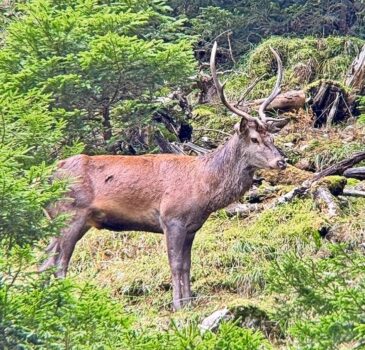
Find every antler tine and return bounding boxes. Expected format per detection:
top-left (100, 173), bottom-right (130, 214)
top-left (210, 41), bottom-right (261, 125)
top-left (258, 47), bottom-right (283, 123)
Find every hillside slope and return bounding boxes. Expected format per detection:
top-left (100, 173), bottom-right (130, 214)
top-left (68, 37), bottom-right (365, 349)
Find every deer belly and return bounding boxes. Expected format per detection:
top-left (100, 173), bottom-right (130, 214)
top-left (88, 206), bottom-right (162, 233)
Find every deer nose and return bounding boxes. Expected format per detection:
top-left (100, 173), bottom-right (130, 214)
top-left (277, 160), bottom-right (287, 170)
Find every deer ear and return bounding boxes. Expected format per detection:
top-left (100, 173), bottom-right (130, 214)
top-left (234, 118), bottom-right (248, 134)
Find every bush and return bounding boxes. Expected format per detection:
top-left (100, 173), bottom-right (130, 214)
top-left (0, 248), bottom-right (271, 349)
top-left (0, 0), bottom-right (196, 153)
top-left (267, 244), bottom-right (365, 349)
top-left (0, 251), bottom-right (132, 348)
top-left (226, 36), bottom-right (365, 101)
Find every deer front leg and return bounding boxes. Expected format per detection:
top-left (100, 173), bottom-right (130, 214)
top-left (181, 232), bottom-right (196, 306)
top-left (163, 220), bottom-right (187, 311)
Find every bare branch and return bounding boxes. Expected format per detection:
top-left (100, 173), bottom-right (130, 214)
top-left (342, 189), bottom-right (365, 197)
top-left (211, 30), bottom-right (233, 44)
top-left (227, 31), bottom-right (236, 64)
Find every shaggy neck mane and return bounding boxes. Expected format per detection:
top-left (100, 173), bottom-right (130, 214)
top-left (198, 133), bottom-right (256, 210)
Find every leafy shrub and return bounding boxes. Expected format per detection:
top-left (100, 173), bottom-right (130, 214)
top-left (0, 0), bottom-right (196, 153)
top-left (0, 88), bottom-right (69, 250)
top-left (267, 244), bottom-right (365, 349)
top-left (0, 249), bottom-right (131, 349)
top-left (0, 248), bottom-right (271, 349)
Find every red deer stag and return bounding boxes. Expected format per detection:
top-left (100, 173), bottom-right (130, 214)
top-left (40, 42), bottom-right (287, 310)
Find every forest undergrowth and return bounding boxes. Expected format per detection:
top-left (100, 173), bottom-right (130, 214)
top-left (1, 1), bottom-right (365, 349)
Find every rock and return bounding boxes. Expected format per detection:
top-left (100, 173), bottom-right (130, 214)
top-left (230, 305), bottom-right (281, 339)
top-left (199, 308), bottom-right (231, 333)
top-left (295, 158), bottom-right (312, 171)
top-left (199, 305), bottom-right (282, 338)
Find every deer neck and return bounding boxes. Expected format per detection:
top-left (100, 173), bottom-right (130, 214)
top-left (198, 133), bottom-right (255, 210)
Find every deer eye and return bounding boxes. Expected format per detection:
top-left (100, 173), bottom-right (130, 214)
top-left (251, 138), bottom-right (259, 144)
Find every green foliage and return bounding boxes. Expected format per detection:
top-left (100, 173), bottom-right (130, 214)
top-left (243, 199), bottom-right (323, 241)
top-left (0, 0), bottom-right (196, 153)
top-left (130, 321), bottom-right (271, 350)
top-left (316, 176), bottom-right (347, 196)
top-left (0, 88), bottom-right (68, 250)
top-left (357, 96), bottom-right (365, 124)
top-left (171, 0), bottom-right (365, 61)
top-left (190, 6), bottom-right (236, 46)
top-left (358, 115), bottom-right (365, 124)
top-left (192, 104), bottom-right (235, 132)
top-left (0, 248), bottom-right (271, 349)
top-left (0, 246), bottom-right (130, 349)
top-left (306, 136), bottom-right (364, 172)
top-left (226, 36), bottom-right (365, 100)
top-left (267, 245), bottom-right (365, 349)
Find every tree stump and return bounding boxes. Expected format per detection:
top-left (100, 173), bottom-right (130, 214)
top-left (308, 81), bottom-right (351, 128)
top-left (345, 44), bottom-right (365, 94)
top-left (196, 74), bottom-right (216, 104)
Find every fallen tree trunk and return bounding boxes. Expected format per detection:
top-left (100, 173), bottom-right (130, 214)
top-left (312, 152), bottom-right (365, 181)
top-left (241, 90), bottom-right (306, 111)
top-left (343, 167), bottom-right (365, 180)
top-left (239, 81), bottom-right (351, 127)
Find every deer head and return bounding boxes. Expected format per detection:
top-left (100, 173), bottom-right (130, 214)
top-left (210, 41), bottom-right (287, 170)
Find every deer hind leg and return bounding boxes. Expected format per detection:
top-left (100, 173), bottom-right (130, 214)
top-left (39, 210), bottom-right (90, 278)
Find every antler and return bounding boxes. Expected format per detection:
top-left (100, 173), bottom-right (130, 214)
top-left (258, 47), bottom-right (285, 123)
top-left (210, 41), bottom-right (263, 127)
